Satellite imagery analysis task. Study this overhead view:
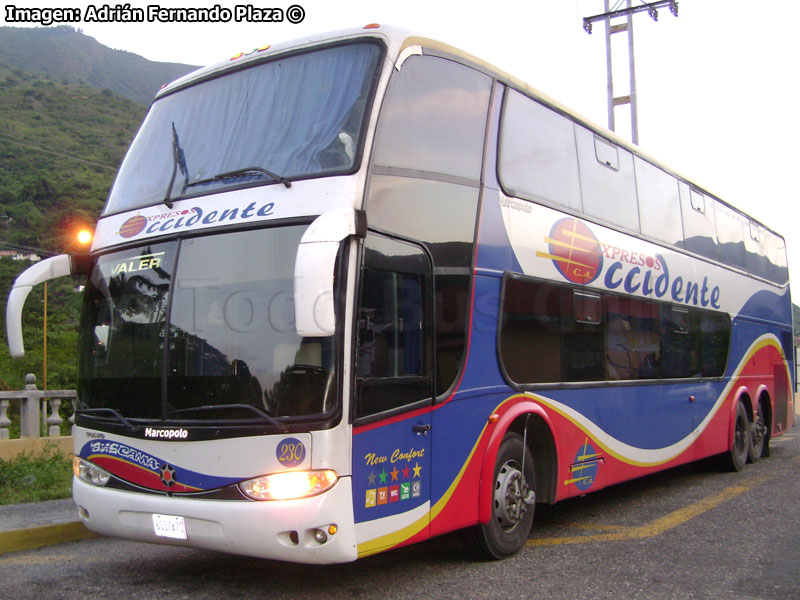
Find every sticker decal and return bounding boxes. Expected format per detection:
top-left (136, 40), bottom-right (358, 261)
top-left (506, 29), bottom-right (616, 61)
top-left (118, 214), bottom-right (147, 239)
top-left (276, 437), bottom-right (306, 467)
top-left (80, 439), bottom-right (238, 492)
top-left (538, 217), bottom-right (603, 285)
top-left (363, 460), bottom-right (424, 508)
top-left (564, 438), bottom-right (603, 491)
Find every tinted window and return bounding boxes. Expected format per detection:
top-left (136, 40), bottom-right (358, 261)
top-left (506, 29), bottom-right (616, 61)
top-left (356, 234), bottom-right (432, 418)
top-left (575, 126), bottom-right (639, 232)
top-left (636, 158), bottom-right (683, 246)
top-left (168, 227), bottom-right (335, 418)
top-left (606, 296), bottom-right (660, 380)
top-left (79, 226), bottom-right (338, 423)
top-left (500, 278), bottom-right (562, 384)
top-left (498, 89), bottom-right (582, 211)
top-left (680, 182), bottom-right (719, 260)
top-left (371, 55), bottom-right (492, 179)
top-left (79, 243), bottom-right (177, 419)
top-left (367, 55), bottom-right (490, 396)
top-left (714, 202), bottom-right (747, 270)
top-left (499, 275), bottom-right (730, 385)
top-left (106, 42), bottom-right (382, 214)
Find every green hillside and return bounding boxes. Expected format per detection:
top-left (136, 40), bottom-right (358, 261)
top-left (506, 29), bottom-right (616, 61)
top-left (0, 63), bottom-right (146, 252)
top-left (0, 25), bottom-right (197, 105)
top-left (0, 65), bottom-right (148, 392)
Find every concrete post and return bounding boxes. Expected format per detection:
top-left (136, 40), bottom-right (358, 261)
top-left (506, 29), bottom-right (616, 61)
top-left (19, 373), bottom-right (41, 438)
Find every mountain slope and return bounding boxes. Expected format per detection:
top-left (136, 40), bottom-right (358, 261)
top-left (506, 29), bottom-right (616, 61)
top-left (0, 25), bottom-right (198, 105)
top-left (0, 64), bottom-right (147, 251)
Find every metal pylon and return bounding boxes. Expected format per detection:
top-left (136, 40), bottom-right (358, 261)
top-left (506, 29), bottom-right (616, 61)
top-left (583, 0), bottom-right (679, 145)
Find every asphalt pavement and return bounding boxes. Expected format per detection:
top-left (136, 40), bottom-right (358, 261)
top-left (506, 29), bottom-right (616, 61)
top-left (2, 402), bottom-right (798, 556)
top-left (0, 497), bottom-right (94, 554)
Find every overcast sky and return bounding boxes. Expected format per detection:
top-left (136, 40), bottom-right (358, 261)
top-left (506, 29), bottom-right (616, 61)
top-left (4, 0), bottom-right (800, 283)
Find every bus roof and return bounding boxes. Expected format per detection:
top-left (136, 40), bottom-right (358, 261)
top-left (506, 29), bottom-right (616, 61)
top-left (155, 25), bottom-right (783, 242)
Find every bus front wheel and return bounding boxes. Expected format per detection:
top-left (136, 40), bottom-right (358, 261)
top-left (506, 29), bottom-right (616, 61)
top-left (464, 433), bottom-right (536, 560)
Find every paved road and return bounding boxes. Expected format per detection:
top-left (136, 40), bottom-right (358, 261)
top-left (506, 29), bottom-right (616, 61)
top-left (2, 431), bottom-right (799, 600)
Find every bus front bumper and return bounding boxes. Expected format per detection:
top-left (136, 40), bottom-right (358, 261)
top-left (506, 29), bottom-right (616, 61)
top-left (73, 476), bottom-right (357, 564)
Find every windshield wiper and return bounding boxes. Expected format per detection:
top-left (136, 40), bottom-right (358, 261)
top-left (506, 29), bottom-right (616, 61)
top-left (167, 404), bottom-right (288, 431)
top-left (215, 166), bottom-right (292, 188)
top-left (163, 122), bottom-right (189, 208)
top-left (181, 166), bottom-right (292, 191)
top-left (75, 408), bottom-right (138, 432)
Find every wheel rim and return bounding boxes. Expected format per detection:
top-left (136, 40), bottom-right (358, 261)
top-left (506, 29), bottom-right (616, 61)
top-left (752, 406), bottom-right (766, 450)
top-left (494, 460), bottom-right (531, 532)
top-left (734, 410), bottom-right (748, 457)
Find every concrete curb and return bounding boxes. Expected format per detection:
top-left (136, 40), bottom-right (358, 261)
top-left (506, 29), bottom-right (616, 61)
top-left (0, 521), bottom-right (96, 555)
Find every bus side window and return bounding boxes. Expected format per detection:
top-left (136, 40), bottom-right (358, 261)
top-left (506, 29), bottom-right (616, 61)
top-left (367, 53), bottom-right (491, 398)
top-left (355, 234), bottom-right (433, 420)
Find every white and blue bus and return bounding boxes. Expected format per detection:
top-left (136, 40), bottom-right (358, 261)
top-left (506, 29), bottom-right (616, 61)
top-left (7, 25), bottom-right (793, 563)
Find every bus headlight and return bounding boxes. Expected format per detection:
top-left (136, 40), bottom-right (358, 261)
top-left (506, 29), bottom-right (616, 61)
top-left (239, 470), bottom-right (338, 501)
top-left (73, 457), bottom-right (111, 487)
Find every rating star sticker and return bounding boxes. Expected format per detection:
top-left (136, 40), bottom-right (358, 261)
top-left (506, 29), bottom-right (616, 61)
top-left (390, 466), bottom-right (399, 481)
top-left (412, 462), bottom-right (422, 478)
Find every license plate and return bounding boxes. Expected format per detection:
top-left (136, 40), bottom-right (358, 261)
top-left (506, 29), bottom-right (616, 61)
top-left (152, 513), bottom-right (187, 540)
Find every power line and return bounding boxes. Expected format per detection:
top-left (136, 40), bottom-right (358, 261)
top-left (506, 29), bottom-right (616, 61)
top-left (0, 132), bottom-right (119, 171)
top-left (0, 240), bottom-right (56, 257)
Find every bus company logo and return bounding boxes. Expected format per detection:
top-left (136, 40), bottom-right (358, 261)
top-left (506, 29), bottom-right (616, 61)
top-left (113, 202), bottom-right (275, 240)
top-left (564, 439), bottom-right (601, 492)
top-left (538, 217), bottom-right (603, 285)
top-left (118, 215), bottom-right (147, 239)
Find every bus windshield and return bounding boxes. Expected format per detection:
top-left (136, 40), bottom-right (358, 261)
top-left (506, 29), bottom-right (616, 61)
top-left (78, 225), bottom-right (337, 428)
top-left (104, 41), bottom-right (381, 215)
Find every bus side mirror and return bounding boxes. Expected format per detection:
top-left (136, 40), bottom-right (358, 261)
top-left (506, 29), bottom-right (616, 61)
top-left (6, 254), bottom-right (80, 358)
top-left (294, 208), bottom-right (365, 337)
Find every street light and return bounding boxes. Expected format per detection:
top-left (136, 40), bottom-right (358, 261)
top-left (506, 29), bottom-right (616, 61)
top-left (43, 228), bottom-right (93, 390)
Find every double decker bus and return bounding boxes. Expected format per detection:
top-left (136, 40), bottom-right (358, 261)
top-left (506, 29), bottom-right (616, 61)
top-left (6, 25), bottom-right (793, 563)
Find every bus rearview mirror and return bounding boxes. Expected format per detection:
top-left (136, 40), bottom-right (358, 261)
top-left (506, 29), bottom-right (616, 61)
top-left (7, 254), bottom-right (74, 358)
top-left (294, 208), bottom-right (366, 337)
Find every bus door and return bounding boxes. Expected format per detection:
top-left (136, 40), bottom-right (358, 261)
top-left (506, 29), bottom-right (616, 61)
top-left (351, 233), bottom-right (433, 553)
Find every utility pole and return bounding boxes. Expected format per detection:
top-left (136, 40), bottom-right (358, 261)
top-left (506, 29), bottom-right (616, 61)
top-left (583, 0), bottom-right (678, 145)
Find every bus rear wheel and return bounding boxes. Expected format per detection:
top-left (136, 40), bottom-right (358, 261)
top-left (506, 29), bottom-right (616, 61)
top-left (722, 400), bottom-right (750, 472)
top-left (464, 433), bottom-right (536, 560)
top-left (748, 401), bottom-right (768, 462)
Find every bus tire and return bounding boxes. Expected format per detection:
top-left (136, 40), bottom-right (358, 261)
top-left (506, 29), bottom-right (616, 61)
top-left (464, 433), bottom-right (535, 560)
top-left (722, 400), bottom-right (750, 472)
top-left (748, 401), bottom-right (768, 462)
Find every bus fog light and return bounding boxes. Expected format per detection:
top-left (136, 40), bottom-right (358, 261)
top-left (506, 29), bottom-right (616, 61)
top-left (238, 469), bottom-right (338, 501)
top-left (313, 528), bottom-right (327, 544)
top-left (73, 457), bottom-right (111, 487)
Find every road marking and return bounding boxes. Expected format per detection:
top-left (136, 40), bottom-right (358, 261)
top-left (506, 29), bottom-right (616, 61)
top-left (527, 474), bottom-right (770, 548)
top-left (544, 522), bottom-right (637, 534)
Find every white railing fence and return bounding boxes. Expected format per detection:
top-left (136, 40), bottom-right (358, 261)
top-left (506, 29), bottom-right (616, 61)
top-left (0, 374), bottom-right (77, 440)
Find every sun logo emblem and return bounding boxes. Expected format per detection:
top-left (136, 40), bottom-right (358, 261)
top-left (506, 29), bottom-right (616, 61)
top-left (537, 217), bottom-right (603, 285)
top-left (118, 214), bottom-right (147, 239)
top-left (160, 464), bottom-right (177, 487)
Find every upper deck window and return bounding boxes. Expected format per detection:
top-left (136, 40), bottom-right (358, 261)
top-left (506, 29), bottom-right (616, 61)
top-left (371, 54), bottom-right (491, 180)
top-left (104, 42), bottom-right (382, 215)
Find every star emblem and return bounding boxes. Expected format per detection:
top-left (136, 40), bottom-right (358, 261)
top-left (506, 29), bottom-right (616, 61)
top-left (390, 466), bottom-right (399, 481)
top-left (160, 463), bottom-right (176, 487)
top-left (412, 462), bottom-right (422, 478)
top-left (401, 463), bottom-right (411, 479)
top-left (378, 469), bottom-right (388, 484)
top-left (367, 471), bottom-right (376, 486)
